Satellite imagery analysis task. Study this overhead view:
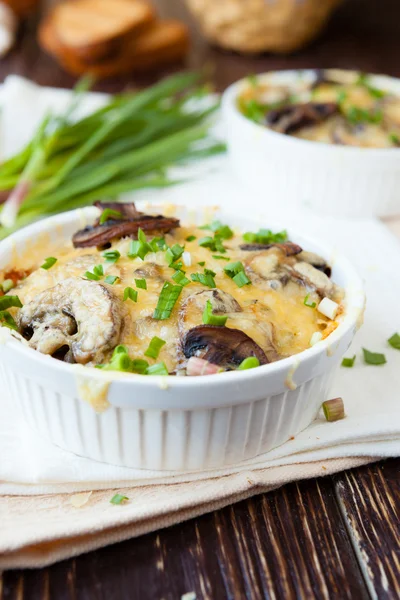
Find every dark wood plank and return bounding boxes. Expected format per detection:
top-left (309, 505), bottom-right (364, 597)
top-left (334, 460), bottom-right (400, 600)
top-left (0, 475), bottom-right (371, 600)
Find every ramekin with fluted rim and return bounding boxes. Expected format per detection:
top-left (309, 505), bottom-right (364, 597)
top-left (222, 68), bottom-right (400, 218)
top-left (0, 205), bottom-right (365, 471)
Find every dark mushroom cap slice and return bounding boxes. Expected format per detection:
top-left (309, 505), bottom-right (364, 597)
top-left (267, 102), bottom-right (338, 135)
top-left (183, 325), bottom-right (268, 369)
top-left (240, 242), bottom-right (302, 256)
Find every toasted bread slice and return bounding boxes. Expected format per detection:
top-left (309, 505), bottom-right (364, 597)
top-left (39, 18), bottom-right (190, 79)
top-left (50, 0), bottom-right (156, 62)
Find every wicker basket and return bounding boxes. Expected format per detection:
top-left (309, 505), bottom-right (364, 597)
top-left (185, 0), bottom-right (343, 54)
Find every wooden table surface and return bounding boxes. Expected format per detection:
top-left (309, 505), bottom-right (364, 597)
top-left (0, 0), bottom-right (399, 598)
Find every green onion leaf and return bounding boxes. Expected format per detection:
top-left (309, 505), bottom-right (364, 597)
top-left (123, 287), bottom-right (138, 302)
top-left (110, 493), bottom-right (129, 505)
top-left (242, 228), bottom-right (287, 245)
top-left (41, 257), bottom-right (57, 270)
top-left (0, 311), bottom-right (18, 330)
top-left (104, 275), bottom-right (119, 285)
top-left (212, 255), bottom-right (230, 261)
top-left (202, 299), bottom-right (227, 326)
top-left (146, 362), bottom-right (169, 376)
top-left (341, 355), bottom-right (356, 368)
top-left (102, 249), bottom-right (120, 264)
top-left (144, 336), bottom-right (166, 359)
top-left (362, 348), bottom-right (387, 365)
top-left (99, 208), bottom-right (123, 225)
top-left (388, 333), bottom-right (400, 350)
top-left (304, 294), bottom-right (317, 308)
top-left (135, 278), bottom-right (147, 290)
top-left (1, 279), bottom-right (14, 293)
top-left (191, 271), bottom-right (216, 288)
top-left (172, 270), bottom-right (190, 286)
top-left (238, 357), bottom-right (260, 370)
top-left (0, 295), bottom-right (23, 310)
top-left (186, 235), bottom-right (196, 242)
top-left (153, 282), bottom-right (182, 320)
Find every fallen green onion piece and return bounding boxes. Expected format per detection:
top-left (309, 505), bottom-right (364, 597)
top-left (0, 295), bottom-right (22, 310)
top-left (172, 270), bottom-right (190, 286)
top-left (146, 362), bottom-right (169, 376)
top-left (362, 348), bottom-right (387, 365)
top-left (238, 357), bottom-right (260, 370)
top-left (104, 275), bottom-right (119, 285)
top-left (123, 287), bottom-right (138, 302)
top-left (144, 336), bottom-right (166, 359)
top-left (322, 397), bottom-right (345, 422)
top-left (304, 294), bottom-right (316, 308)
top-left (135, 278), bottom-right (147, 290)
top-left (202, 300), bottom-right (227, 326)
top-left (41, 256), bottom-right (57, 270)
top-left (191, 271), bottom-right (216, 288)
top-left (99, 208), bottom-right (123, 224)
top-left (0, 311), bottom-right (18, 330)
top-left (153, 282), bottom-right (182, 320)
top-left (388, 332), bottom-right (400, 350)
top-left (186, 235), bottom-right (196, 242)
top-left (1, 279), bottom-right (14, 293)
top-left (110, 494), bottom-right (129, 505)
top-left (341, 355), bottom-right (356, 368)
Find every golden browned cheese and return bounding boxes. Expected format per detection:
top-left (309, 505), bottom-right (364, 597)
top-left (238, 73), bottom-right (400, 148)
top-left (1, 222), bottom-right (343, 373)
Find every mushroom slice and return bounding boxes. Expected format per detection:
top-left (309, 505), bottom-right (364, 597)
top-left (19, 278), bottom-right (123, 364)
top-left (244, 250), bottom-right (289, 290)
top-left (267, 102), bottom-right (338, 134)
top-left (182, 325), bottom-right (268, 369)
top-left (240, 242), bottom-right (302, 256)
top-left (297, 250), bottom-right (332, 277)
top-left (291, 261), bottom-right (336, 299)
top-left (178, 289), bottom-right (242, 338)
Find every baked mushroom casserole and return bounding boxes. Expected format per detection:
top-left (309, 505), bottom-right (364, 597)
top-left (0, 203), bottom-right (344, 376)
top-left (238, 69), bottom-right (400, 148)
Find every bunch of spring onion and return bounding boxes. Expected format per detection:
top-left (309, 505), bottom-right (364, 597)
top-left (0, 72), bottom-right (224, 239)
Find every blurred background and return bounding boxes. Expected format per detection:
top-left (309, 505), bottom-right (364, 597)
top-left (0, 0), bottom-right (398, 93)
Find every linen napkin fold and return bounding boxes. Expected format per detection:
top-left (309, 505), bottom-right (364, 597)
top-left (0, 77), bottom-right (399, 569)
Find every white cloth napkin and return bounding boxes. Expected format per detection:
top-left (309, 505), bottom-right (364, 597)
top-left (0, 76), bottom-right (399, 495)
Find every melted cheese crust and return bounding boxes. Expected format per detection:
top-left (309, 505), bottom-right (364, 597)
top-left (2, 221), bottom-right (343, 373)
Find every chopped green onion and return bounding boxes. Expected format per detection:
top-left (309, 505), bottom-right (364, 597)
top-left (362, 348), bottom-right (387, 365)
top-left (146, 362), bottom-right (169, 376)
top-left (0, 311), bottom-right (18, 330)
top-left (98, 352), bottom-right (133, 372)
top-left (99, 208), bottom-right (123, 225)
top-left (131, 359), bottom-right (149, 374)
top-left (186, 235), bottom-right (196, 242)
top-left (1, 279), bottom-right (14, 293)
top-left (388, 332), bottom-right (400, 350)
top-left (172, 270), bottom-right (190, 286)
top-left (113, 345), bottom-right (128, 355)
top-left (389, 132), bottom-right (400, 146)
top-left (102, 249), bottom-right (120, 264)
top-left (166, 243), bottom-right (185, 266)
top-left (85, 264), bottom-right (104, 281)
top-left (242, 228), bottom-right (287, 245)
top-left (170, 260), bottom-right (183, 271)
top-left (238, 357), bottom-right (260, 370)
top-left (104, 275), bottom-right (119, 285)
top-left (304, 294), bottom-right (316, 308)
top-left (144, 336), bottom-right (166, 359)
top-left (341, 355), bottom-right (356, 368)
top-left (224, 261), bottom-right (251, 287)
top-left (149, 236), bottom-right (167, 252)
top-left (212, 255), bottom-right (230, 261)
top-left (198, 236), bottom-right (215, 249)
top-left (322, 397), bottom-right (345, 422)
top-left (153, 282), bottom-right (182, 320)
top-left (346, 106), bottom-right (383, 125)
top-left (337, 90), bottom-right (347, 104)
top-left (110, 493), bottom-right (129, 505)
top-left (123, 287), bottom-right (138, 302)
top-left (135, 278), bottom-right (147, 290)
top-left (247, 73), bottom-right (258, 88)
top-left (202, 299), bottom-right (227, 326)
top-left (197, 261), bottom-right (205, 267)
top-left (128, 228), bottom-right (151, 261)
top-left (0, 295), bottom-right (22, 310)
top-left (202, 220), bottom-right (233, 240)
top-left (41, 256), bottom-right (57, 270)
top-left (191, 271), bottom-right (216, 288)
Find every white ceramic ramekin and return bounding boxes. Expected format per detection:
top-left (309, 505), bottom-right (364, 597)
top-left (0, 205), bottom-right (365, 471)
top-left (222, 69), bottom-right (400, 218)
